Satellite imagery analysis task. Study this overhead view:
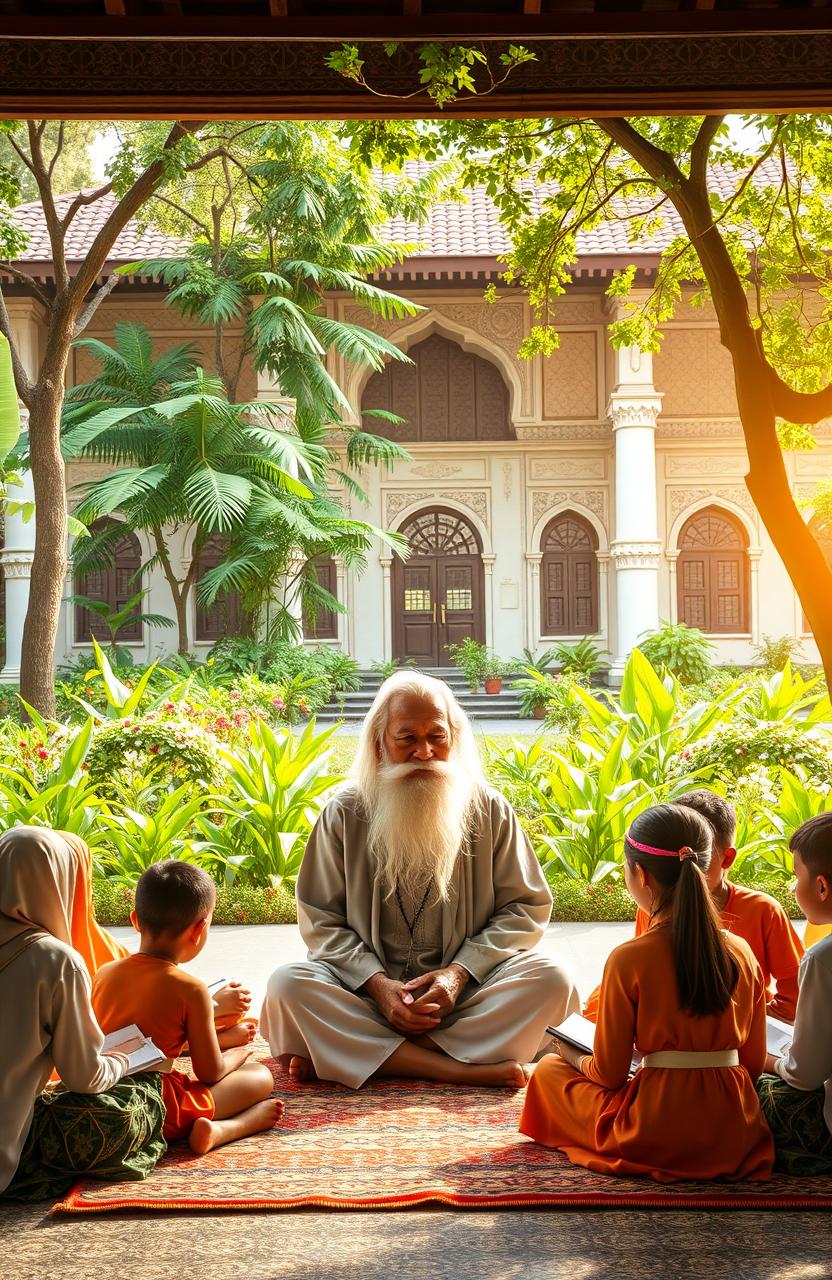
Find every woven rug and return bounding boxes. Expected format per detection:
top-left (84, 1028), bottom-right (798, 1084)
top-left (56, 1051), bottom-right (832, 1213)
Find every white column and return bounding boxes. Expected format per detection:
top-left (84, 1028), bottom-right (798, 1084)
top-left (526, 552), bottom-right (542, 648)
top-left (749, 547), bottom-right (762, 644)
top-left (667, 549), bottom-right (679, 623)
top-left (482, 553), bottom-right (496, 649)
top-left (334, 555), bottom-right (348, 650)
top-left (380, 557), bottom-right (393, 660)
top-left (608, 342), bottom-right (663, 682)
top-left (1, 418), bottom-right (35, 684)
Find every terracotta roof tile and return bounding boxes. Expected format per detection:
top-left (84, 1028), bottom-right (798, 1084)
top-left (8, 158), bottom-right (784, 272)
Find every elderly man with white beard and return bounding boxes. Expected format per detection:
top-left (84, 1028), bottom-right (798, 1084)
top-left (260, 671), bottom-right (578, 1089)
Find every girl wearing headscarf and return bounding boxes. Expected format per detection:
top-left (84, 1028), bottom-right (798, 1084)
top-left (0, 827), bottom-right (164, 1198)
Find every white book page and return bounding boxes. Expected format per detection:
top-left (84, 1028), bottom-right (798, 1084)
top-left (766, 1014), bottom-right (794, 1059)
top-left (102, 1023), bottom-right (168, 1076)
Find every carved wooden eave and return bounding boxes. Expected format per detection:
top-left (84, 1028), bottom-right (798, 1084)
top-left (0, 8), bottom-right (832, 117)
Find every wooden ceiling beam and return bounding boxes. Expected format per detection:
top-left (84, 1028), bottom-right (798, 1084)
top-left (523, 0), bottom-right (542, 14)
top-left (268, 0), bottom-right (289, 14)
top-left (103, 0), bottom-right (127, 14)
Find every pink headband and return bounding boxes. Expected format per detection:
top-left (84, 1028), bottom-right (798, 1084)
top-left (626, 833), bottom-right (697, 862)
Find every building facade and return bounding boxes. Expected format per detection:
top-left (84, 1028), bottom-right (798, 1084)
top-left (3, 188), bottom-right (831, 681)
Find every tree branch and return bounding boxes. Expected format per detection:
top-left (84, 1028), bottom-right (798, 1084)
top-left (68, 120), bottom-right (208, 317)
top-left (766, 370), bottom-right (832, 425)
top-left (46, 122), bottom-right (65, 182)
top-left (0, 262), bottom-right (50, 309)
top-left (0, 284), bottom-right (34, 406)
top-left (73, 273), bottom-right (122, 337)
top-left (689, 115), bottom-right (724, 188)
top-left (60, 182), bottom-right (115, 233)
top-left (592, 118), bottom-right (686, 193)
top-left (27, 121), bottom-right (69, 290)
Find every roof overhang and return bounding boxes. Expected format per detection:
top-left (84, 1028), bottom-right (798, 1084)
top-left (1, 10), bottom-right (831, 117)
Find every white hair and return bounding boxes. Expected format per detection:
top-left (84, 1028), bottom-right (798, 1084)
top-left (350, 670), bottom-right (486, 901)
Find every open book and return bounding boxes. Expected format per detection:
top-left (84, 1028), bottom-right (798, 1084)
top-left (546, 1013), bottom-right (642, 1077)
top-left (548, 1013), bottom-right (795, 1072)
top-left (766, 1014), bottom-right (794, 1060)
top-left (206, 977), bottom-right (228, 997)
top-left (102, 1024), bottom-right (170, 1076)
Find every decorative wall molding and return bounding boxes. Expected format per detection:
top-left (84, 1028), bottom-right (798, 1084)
top-left (531, 488), bottom-right (607, 529)
top-left (530, 456), bottom-right (605, 480)
top-left (502, 461), bottom-right (513, 500)
top-left (515, 423), bottom-right (609, 442)
top-left (408, 463), bottom-right (463, 479)
top-left (657, 418), bottom-right (744, 438)
top-left (439, 489), bottom-right (489, 524)
top-left (664, 455), bottom-right (747, 478)
top-left (667, 485), bottom-right (757, 524)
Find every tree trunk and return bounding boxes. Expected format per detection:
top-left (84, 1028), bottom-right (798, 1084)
top-left (19, 365), bottom-right (70, 717)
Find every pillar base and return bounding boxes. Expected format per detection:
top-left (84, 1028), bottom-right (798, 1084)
top-left (0, 665), bottom-right (20, 685)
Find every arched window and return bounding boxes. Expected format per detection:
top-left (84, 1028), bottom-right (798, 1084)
top-left (540, 511), bottom-right (599, 636)
top-left (362, 332), bottom-right (512, 441)
top-left (677, 506), bottom-right (750, 634)
top-left (74, 519), bottom-right (142, 644)
top-left (802, 517), bottom-right (832, 633)
top-left (303, 556), bottom-right (338, 641)
top-left (195, 534), bottom-right (243, 643)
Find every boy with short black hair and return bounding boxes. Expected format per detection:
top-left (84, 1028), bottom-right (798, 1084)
top-left (93, 861), bottom-right (282, 1155)
top-left (758, 814), bottom-right (832, 1175)
top-left (583, 789), bottom-right (804, 1022)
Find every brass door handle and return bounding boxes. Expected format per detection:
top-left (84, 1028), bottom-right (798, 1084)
top-left (432, 603), bottom-right (437, 622)
top-left (441, 604), bottom-right (446, 624)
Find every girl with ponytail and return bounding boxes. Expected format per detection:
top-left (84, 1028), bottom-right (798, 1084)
top-left (520, 803), bottom-right (775, 1182)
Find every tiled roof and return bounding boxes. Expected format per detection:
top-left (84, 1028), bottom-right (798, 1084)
top-left (8, 158), bottom-right (784, 274)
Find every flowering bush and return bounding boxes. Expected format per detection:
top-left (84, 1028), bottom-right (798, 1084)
top-left (86, 716), bottom-right (224, 792)
top-left (671, 720), bottom-right (832, 788)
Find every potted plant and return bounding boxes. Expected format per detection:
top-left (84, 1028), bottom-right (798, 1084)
top-left (512, 667), bottom-right (557, 718)
top-left (482, 653), bottom-right (507, 695)
top-left (446, 637), bottom-right (488, 692)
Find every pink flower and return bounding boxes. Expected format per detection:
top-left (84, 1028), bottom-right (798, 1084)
top-left (36, 747), bottom-right (49, 760)
top-left (165, 702), bottom-right (175, 711)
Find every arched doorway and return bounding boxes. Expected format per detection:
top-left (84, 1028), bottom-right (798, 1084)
top-left (677, 505), bottom-right (750, 634)
top-left (393, 508), bottom-right (485, 665)
top-left (540, 510), bottom-right (599, 636)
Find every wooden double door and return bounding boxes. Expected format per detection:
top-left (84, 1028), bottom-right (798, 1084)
top-left (393, 508), bottom-right (485, 665)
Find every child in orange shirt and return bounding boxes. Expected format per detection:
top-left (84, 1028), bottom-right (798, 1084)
top-left (93, 861), bottom-right (282, 1155)
top-left (583, 789), bottom-right (804, 1023)
top-left (521, 802), bottom-right (774, 1182)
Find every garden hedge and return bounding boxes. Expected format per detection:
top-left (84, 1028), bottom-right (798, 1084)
top-left (93, 868), bottom-right (801, 927)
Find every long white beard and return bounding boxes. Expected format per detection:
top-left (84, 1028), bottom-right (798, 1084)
top-left (365, 759), bottom-right (479, 903)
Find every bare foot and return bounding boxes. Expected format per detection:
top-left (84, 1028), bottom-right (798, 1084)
top-left (462, 1060), bottom-right (530, 1089)
top-left (288, 1055), bottom-right (318, 1083)
top-left (189, 1098), bottom-right (284, 1155)
top-left (217, 1021), bottom-right (257, 1050)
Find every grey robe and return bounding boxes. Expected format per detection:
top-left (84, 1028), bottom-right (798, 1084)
top-left (261, 784), bottom-right (578, 1087)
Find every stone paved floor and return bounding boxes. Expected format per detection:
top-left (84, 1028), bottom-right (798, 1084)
top-left (1, 922), bottom-right (817, 1280)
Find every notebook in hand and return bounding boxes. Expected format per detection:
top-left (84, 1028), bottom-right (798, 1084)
top-left (102, 1024), bottom-right (170, 1076)
top-left (546, 1013), bottom-right (642, 1077)
top-left (206, 977), bottom-right (228, 996)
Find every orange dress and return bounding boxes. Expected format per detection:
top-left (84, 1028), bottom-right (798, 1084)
top-left (582, 881), bottom-right (804, 1023)
top-left (91, 953), bottom-right (214, 1141)
top-left (805, 923), bottom-right (832, 949)
top-left (522, 929), bottom-right (775, 1182)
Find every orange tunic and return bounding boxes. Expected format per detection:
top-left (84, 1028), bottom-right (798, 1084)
top-left (582, 881), bottom-right (804, 1023)
top-left (805, 923), bottom-right (832, 949)
top-left (91, 953), bottom-right (214, 1141)
top-left (522, 929), bottom-right (774, 1182)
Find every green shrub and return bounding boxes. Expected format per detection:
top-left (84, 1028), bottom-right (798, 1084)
top-left (93, 878), bottom-right (297, 927)
top-left (672, 721), bottom-right (832, 787)
top-left (639, 621), bottom-right (715, 686)
top-left (87, 716), bottom-right (223, 792)
top-left (752, 634), bottom-right (805, 674)
top-left (553, 636), bottom-right (610, 679)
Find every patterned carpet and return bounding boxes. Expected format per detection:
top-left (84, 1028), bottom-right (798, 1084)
top-left (56, 1051), bottom-right (832, 1214)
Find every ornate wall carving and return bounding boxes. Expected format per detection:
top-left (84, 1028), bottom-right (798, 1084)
top-left (502, 461), bottom-right (513, 500)
top-left (542, 331), bottom-right (599, 420)
top-left (667, 486), bottom-right (757, 528)
top-left (531, 488), bottom-right (607, 529)
top-left (516, 423), bottom-right (609, 442)
top-left (384, 488), bottom-right (489, 528)
top-left (653, 328), bottom-right (738, 417)
top-left (409, 463), bottom-right (463, 479)
top-left (530, 457), bottom-right (606, 480)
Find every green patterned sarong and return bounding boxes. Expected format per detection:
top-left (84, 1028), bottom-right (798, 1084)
top-left (2, 1072), bottom-right (167, 1201)
top-left (756, 1072), bottom-right (832, 1177)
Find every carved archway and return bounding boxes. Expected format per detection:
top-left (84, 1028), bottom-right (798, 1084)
top-left (392, 506), bottom-right (485, 665)
top-left (362, 332), bottom-right (512, 442)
